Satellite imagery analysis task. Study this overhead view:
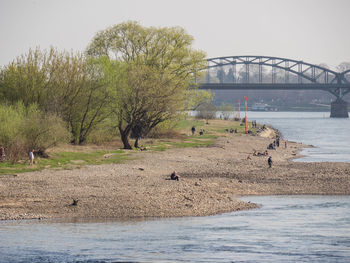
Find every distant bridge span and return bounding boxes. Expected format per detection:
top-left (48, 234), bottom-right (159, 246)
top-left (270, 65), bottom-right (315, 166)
top-left (196, 55), bottom-right (350, 117)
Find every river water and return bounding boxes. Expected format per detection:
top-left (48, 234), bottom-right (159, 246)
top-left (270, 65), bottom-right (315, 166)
top-left (1, 196), bottom-right (349, 263)
top-left (1, 112), bottom-right (350, 262)
top-left (246, 111), bottom-right (350, 163)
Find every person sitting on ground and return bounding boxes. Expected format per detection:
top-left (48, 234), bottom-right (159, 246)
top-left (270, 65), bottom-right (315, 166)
top-left (170, 170), bottom-right (179, 181)
top-left (253, 150), bottom-right (258, 156)
top-left (247, 154), bottom-right (251, 160)
top-left (199, 129), bottom-right (204, 136)
top-left (264, 150), bottom-right (268, 156)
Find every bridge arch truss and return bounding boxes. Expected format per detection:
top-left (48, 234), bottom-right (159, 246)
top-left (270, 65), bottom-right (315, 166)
top-left (198, 55), bottom-right (350, 99)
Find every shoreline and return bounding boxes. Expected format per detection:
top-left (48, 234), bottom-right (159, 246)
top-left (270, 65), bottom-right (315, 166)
top-left (1, 127), bottom-right (350, 221)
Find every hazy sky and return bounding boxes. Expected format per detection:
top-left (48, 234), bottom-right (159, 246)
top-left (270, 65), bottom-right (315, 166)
top-left (1, 0), bottom-right (350, 70)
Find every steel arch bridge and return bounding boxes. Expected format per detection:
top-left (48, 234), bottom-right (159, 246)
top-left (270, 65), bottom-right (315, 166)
top-left (197, 55), bottom-right (350, 100)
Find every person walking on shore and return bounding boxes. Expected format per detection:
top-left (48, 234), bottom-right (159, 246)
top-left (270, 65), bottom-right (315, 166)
top-left (29, 149), bottom-right (35, 166)
top-left (191, 126), bottom-right (196, 135)
top-left (268, 156), bottom-right (273, 168)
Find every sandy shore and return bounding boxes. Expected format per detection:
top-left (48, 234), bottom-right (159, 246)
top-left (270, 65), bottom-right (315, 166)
top-left (1, 128), bottom-right (350, 221)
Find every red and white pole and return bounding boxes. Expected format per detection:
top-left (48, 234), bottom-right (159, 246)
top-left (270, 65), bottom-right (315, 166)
top-left (238, 99), bottom-right (241, 120)
top-left (244, 96), bottom-right (247, 134)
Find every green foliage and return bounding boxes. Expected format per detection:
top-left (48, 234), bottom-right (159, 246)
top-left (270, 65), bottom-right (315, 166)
top-left (86, 21), bottom-right (207, 149)
top-left (174, 119), bottom-right (205, 131)
top-left (185, 89), bottom-right (214, 110)
top-left (0, 149), bottom-right (129, 175)
top-left (86, 117), bottom-right (119, 144)
top-left (0, 48), bottom-right (116, 145)
top-left (0, 103), bottom-right (69, 162)
top-left (22, 104), bottom-right (70, 151)
top-left (0, 48), bottom-right (50, 107)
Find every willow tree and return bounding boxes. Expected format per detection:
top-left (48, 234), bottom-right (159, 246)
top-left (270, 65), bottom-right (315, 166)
top-left (86, 21), bottom-right (208, 149)
top-left (0, 48), bottom-right (115, 144)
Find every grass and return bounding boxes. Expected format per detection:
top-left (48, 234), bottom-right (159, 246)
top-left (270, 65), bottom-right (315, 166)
top-left (0, 117), bottom-right (259, 176)
top-left (0, 149), bottom-right (130, 175)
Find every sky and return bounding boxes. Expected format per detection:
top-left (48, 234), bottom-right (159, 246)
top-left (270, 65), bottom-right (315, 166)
top-left (1, 0), bottom-right (350, 70)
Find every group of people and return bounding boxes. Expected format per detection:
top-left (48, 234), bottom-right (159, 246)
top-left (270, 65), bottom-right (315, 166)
top-left (225, 128), bottom-right (238, 134)
top-left (268, 136), bottom-right (280, 150)
top-left (191, 126), bottom-right (205, 136)
top-left (253, 150), bottom-right (268, 156)
top-left (248, 137), bottom-right (283, 168)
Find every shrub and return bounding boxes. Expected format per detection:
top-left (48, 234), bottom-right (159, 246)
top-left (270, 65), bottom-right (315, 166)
top-left (196, 103), bottom-right (217, 120)
top-left (0, 103), bottom-right (70, 162)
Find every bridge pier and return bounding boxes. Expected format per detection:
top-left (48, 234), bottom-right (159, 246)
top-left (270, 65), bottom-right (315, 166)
top-left (330, 99), bottom-right (349, 118)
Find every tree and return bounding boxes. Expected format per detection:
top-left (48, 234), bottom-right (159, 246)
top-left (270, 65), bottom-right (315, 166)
top-left (0, 103), bottom-right (69, 162)
top-left (47, 55), bottom-right (116, 144)
top-left (196, 102), bottom-right (217, 124)
top-left (0, 48), bottom-right (51, 107)
top-left (0, 48), bottom-right (116, 144)
top-left (86, 21), bottom-right (207, 149)
top-left (219, 103), bottom-right (234, 120)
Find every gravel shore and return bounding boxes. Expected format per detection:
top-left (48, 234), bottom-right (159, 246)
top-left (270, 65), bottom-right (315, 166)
top-left (1, 128), bottom-right (349, 221)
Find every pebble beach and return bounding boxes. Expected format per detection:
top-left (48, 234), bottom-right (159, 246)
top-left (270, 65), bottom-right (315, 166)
top-left (1, 127), bottom-right (350, 221)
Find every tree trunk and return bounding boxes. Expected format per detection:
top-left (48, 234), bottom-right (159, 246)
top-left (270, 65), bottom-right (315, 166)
top-left (79, 135), bottom-right (86, 145)
top-left (119, 128), bottom-right (132, 149)
top-left (134, 137), bottom-right (140, 148)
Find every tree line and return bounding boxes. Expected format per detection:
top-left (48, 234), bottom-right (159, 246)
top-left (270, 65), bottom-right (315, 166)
top-left (0, 21), bottom-right (211, 161)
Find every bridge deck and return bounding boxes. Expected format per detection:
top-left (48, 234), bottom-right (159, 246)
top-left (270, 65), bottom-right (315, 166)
top-left (198, 83), bottom-right (350, 91)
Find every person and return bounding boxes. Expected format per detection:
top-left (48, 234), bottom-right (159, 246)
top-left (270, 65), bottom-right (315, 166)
top-left (191, 126), bottom-right (196, 135)
top-left (268, 143), bottom-right (275, 150)
top-left (268, 156), bottom-right (273, 168)
top-left (247, 154), bottom-right (251, 160)
top-left (264, 150), bottom-right (268, 156)
top-left (285, 141), bottom-right (287, 148)
top-left (0, 146), bottom-right (5, 161)
top-left (170, 170), bottom-right (179, 181)
top-left (29, 149), bottom-right (35, 166)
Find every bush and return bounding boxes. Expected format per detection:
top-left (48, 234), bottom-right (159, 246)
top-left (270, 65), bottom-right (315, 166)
top-left (147, 118), bottom-right (181, 139)
top-left (0, 103), bottom-right (70, 162)
top-left (196, 103), bottom-right (217, 120)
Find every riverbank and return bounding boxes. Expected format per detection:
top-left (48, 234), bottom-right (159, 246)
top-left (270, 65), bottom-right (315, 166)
top-left (1, 126), bottom-right (350, 221)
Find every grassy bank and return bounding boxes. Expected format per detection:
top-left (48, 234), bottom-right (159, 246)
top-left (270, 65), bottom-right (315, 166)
top-left (0, 118), bottom-right (258, 175)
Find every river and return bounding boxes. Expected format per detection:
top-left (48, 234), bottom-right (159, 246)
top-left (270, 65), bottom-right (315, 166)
top-left (0, 112), bottom-right (349, 262)
top-left (246, 111), bottom-right (350, 163)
